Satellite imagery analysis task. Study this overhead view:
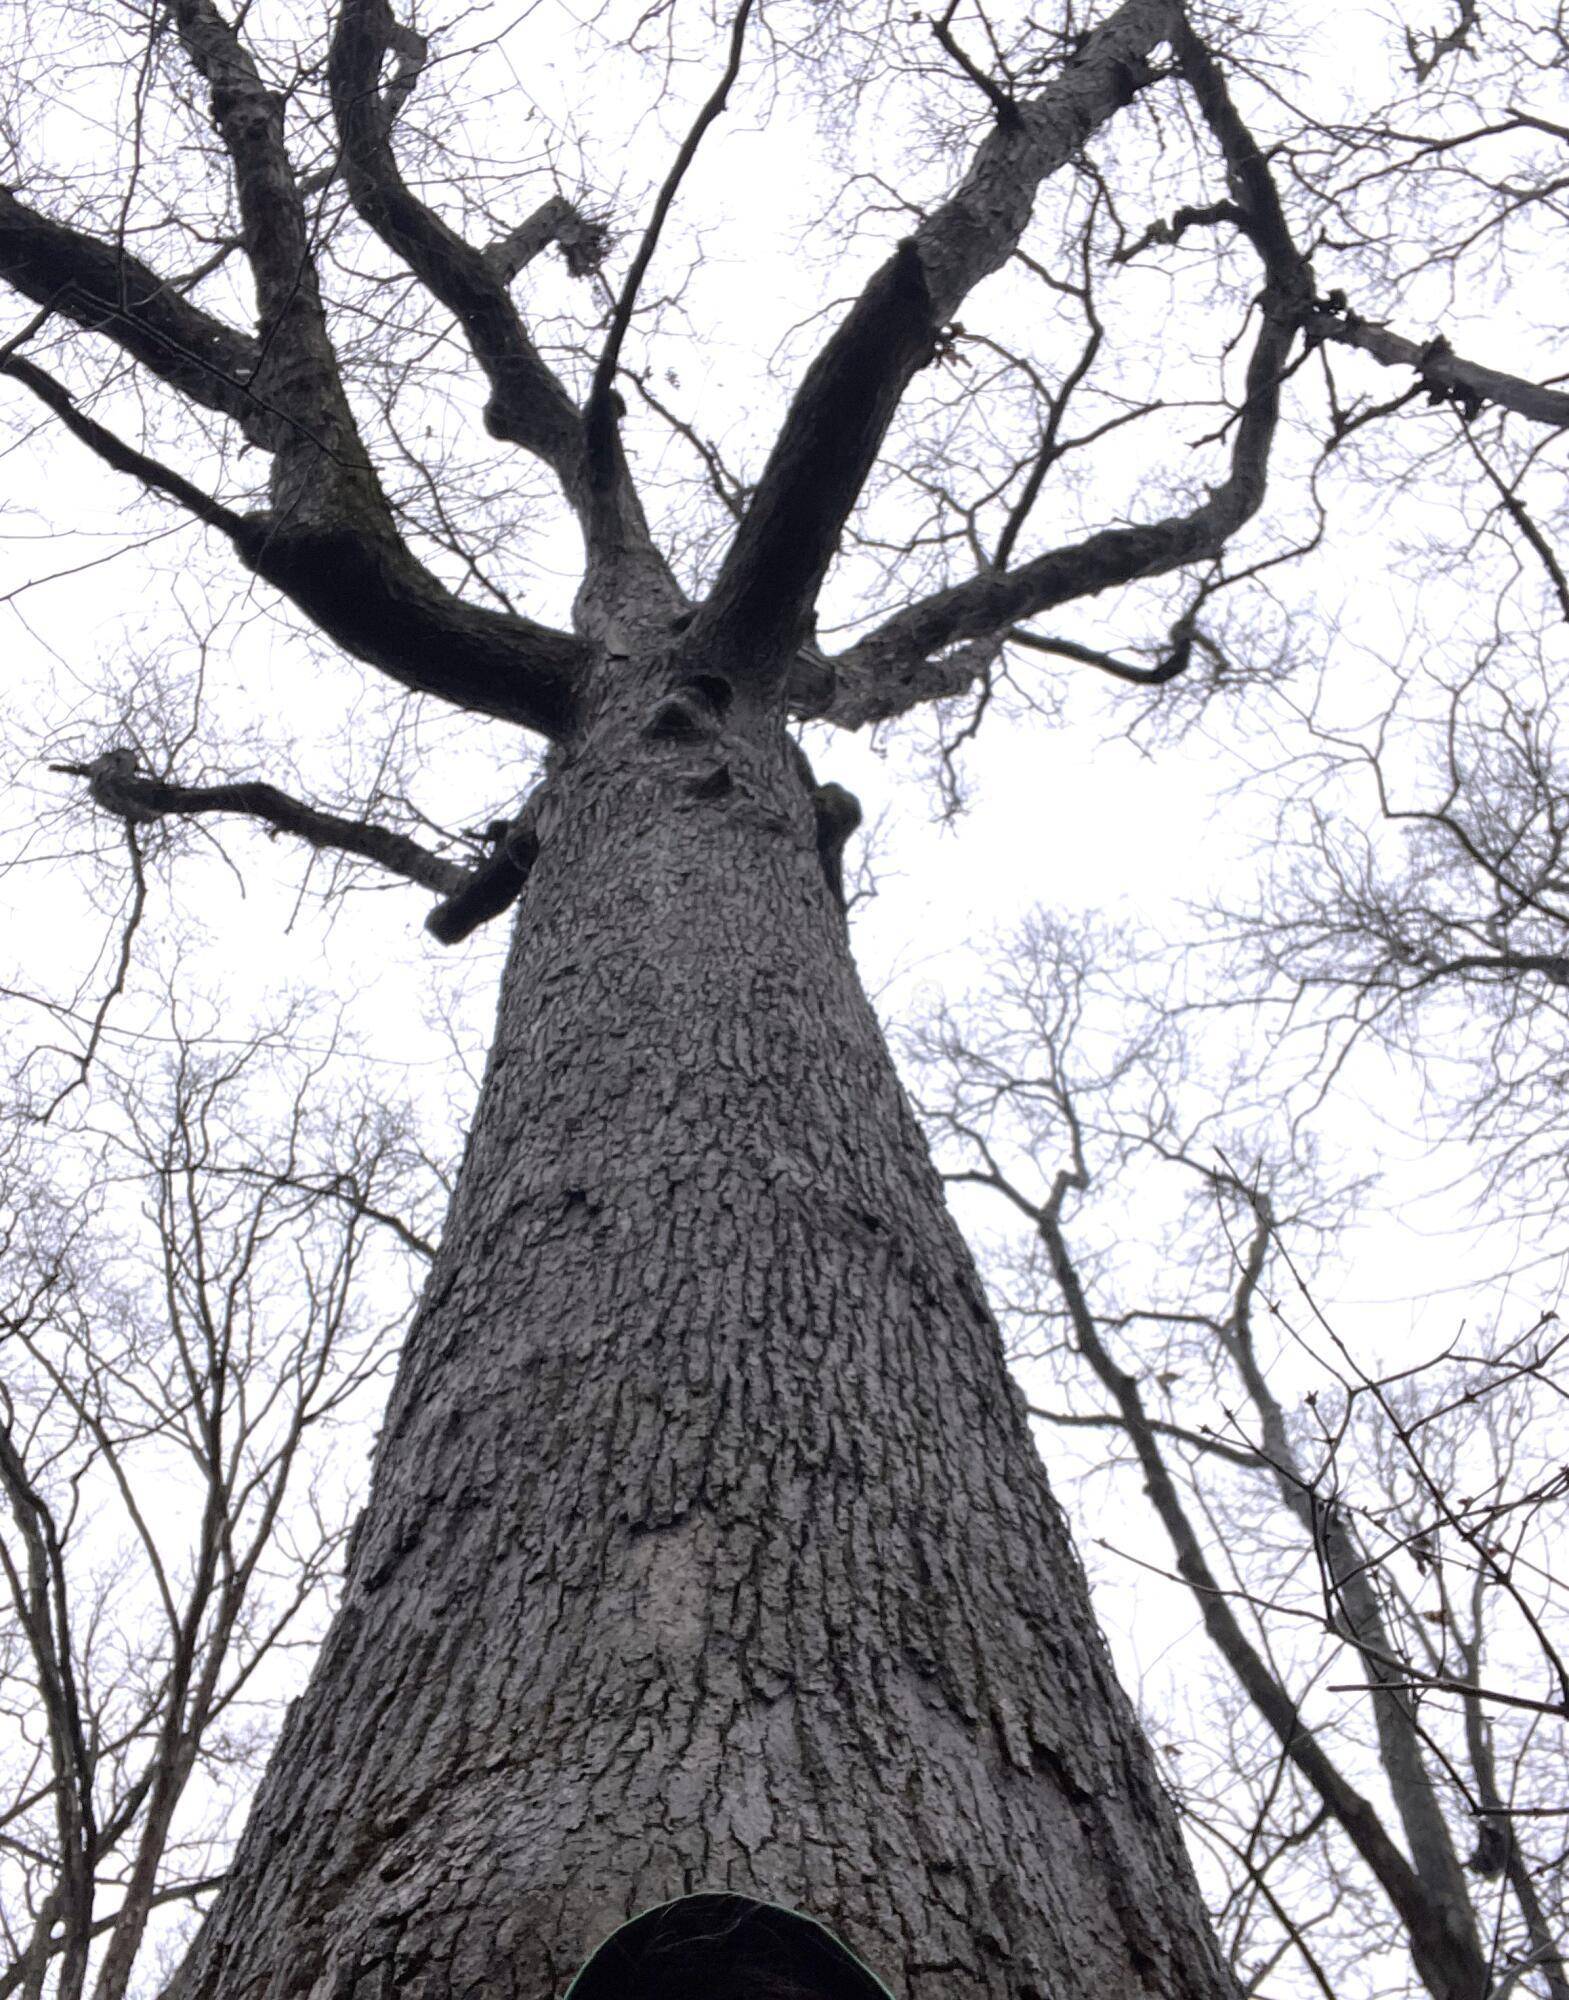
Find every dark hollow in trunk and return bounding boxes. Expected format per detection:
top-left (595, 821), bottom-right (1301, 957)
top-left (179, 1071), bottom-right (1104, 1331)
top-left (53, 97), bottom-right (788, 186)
top-left (560, 1891), bottom-right (893, 1999)
top-left (168, 648), bottom-right (1231, 2000)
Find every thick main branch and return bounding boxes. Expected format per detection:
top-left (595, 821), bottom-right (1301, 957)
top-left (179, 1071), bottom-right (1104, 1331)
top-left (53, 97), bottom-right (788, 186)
top-left (818, 11), bottom-right (1313, 728)
top-left (695, 0), bottom-right (1179, 669)
top-left (171, 0), bottom-right (382, 527)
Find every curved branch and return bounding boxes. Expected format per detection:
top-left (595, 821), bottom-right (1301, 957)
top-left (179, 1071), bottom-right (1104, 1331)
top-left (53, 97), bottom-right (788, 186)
top-left (327, 0), bottom-right (673, 604)
top-left (0, 357), bottom-right (587, 735)
top-left (166, 0), bottom-right (593, 727)
top-left (1025, 1401), bottom-right (1266, 1472)
top-left (692, 0), bottom-right (1180, 669)
top-left (1008, 621), bottom-right (1198, 687)
top-left (483, 196), bottom-right (609, 287)
top-left (821, 433), bottom-right (1276, 727)
top-left (2, 10), bottom-right (595, 731)
top-left (328, 0), bottom-right (583, 483)
top-left (230, 515), bottom-right (587, 734)
top-left (52, 751), bottom-right (471, 898)
top-left (0, 189), bottom-right (266, 440)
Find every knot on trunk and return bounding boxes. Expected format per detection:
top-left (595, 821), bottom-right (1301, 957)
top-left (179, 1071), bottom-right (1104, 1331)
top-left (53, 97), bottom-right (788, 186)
top-left (426, 817), bottom-right (540, 945)
top-left (786, 738), bottom-right (863, 911)
top-left (812, 781), bottom-right (862, 910)
top-left (642, 675), bottom-right (734, 744)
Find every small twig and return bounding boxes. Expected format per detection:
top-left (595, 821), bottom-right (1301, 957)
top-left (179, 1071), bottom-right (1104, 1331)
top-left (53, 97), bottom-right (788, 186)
top-left (929, 1), bottom-right (1019, 124)
top-left (586, 0), bottom-right (755, 472)
top-left (1009, 614), bottom-right (1201, 686)
top-left (1327, 1680), bottom-right (1566, 1721)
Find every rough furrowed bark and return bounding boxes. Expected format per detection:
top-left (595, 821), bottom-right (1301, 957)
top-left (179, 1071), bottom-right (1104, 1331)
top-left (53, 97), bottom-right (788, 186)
top-left (167, 649), bottom-right (1230, 2000)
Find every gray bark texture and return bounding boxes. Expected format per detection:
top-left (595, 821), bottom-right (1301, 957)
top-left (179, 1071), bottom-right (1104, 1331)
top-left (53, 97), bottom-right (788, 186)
top-left (166, 646), bottom-right (1232, 2000)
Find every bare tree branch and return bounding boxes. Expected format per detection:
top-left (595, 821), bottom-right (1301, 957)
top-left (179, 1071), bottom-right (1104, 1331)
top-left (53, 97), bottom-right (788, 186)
top-left (817, 13), bottom-right (1314, 726)
top-left (328, 0), bottom-right (583, 485)
top-left (1001, 1149), bottom-right (1490, 2000)
top-left (1, 19), bottom-right (594, 738)
top-left (693, 0), bottom-right (1181, 670)
top-left (50, 750), bottom-right (471, 899)
top-left (0, 358), bottom-right (248, 538)
top-left (1306, 311), bottom-right (1569, 431)
top-left (47, 749), bottom-right (551, 947)
top-left (586, 0), bottom-right (755, 475)
top-left (168, 0), bottom-right (382, 528)
top-left (482, 196), bottom-right (609, 286)
top-left (0, 352), bottom-right (588, 735)
top-left (327, 0), bottom-right (675, 611)
top-left (0, 191), bottom-right (267, 441)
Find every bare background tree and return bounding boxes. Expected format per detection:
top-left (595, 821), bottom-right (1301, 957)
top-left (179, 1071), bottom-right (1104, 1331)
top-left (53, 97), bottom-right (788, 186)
top-left (911, 911), bottom-right (1568, 2000)
top-left (1214, 651), bottom-right (1569, 1230)
top-left (0, 1013), bottom-right (434, 2000)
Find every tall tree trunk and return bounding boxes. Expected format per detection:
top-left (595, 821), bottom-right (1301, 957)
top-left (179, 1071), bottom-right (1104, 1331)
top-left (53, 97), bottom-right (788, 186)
top-left (169, 649), bottom-right (1230, 2000)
